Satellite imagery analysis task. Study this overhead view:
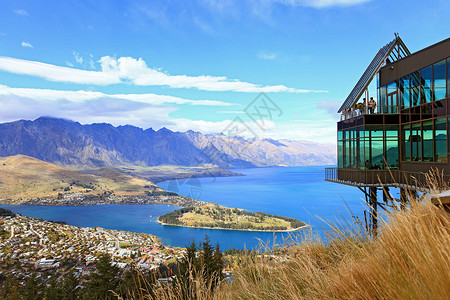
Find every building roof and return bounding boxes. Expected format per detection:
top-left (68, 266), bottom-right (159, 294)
top-left (338, 35), bottom-right (410, 113)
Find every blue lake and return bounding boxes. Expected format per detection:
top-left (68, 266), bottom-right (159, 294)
top-left (0, 166), bottom-right (387, 250)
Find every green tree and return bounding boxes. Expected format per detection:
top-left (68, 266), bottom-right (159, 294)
top-left (61, 270), bottom-right (80, 300)
top-left (85, 254), bottom-right (120, 299)
top-left (21, 272), bottom-right (44, 300)
top-left (0, 275), bottom-right (22, 299)
top-left (45, 276), bottom-right (63, 300)
top-left (213, 242), bottom-right (224, 284)
top-left (201, 235), bottom-right (214, 280)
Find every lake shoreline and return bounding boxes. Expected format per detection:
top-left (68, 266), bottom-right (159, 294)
top-left (157, 219), bottom-right (309, 233)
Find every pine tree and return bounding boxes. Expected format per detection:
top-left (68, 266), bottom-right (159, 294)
top-left (21, 272), bottom-right (44, 300)
top-left (213, 242), bottom-right (224, 283)
top-left (61, 270), bottom-right (80, 300)
top-left (85, 254), bottom-right (120, 299)
top-left (201, 234), bottom-right (214, 279)
top-left (45, 276), bottom-right (63, 300)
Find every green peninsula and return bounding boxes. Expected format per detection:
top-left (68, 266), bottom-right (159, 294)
top-left (158, 205), bottom-right (306, 232)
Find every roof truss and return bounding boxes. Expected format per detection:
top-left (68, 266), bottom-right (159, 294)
top-left (338, 35), bottom-right (410, 113)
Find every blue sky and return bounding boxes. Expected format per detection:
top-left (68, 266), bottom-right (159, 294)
top-left (0, 0), bottom-right (449, 144)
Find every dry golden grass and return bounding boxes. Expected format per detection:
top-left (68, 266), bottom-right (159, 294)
top-left (135, 170), bottom-right (450, 300)
top-left (0, 155), bottom-right (161, 200)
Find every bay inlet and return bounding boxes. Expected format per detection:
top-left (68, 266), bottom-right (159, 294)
top-left (1, 166), bottom-right (367, 249)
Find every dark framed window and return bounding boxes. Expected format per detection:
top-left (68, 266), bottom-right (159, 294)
top-left (402, 124), bottom-right (411, 161)
top-left (411, 122), bottom-right (422, 161)
top-left (411, 72), bottom-right (421, 107)
top-left (400, 75), bottom-right (410, 109)
top-left (433, 60), bottom-right (446, 101)
top-left (435, 118), bottom-right (447, 162)
top-left (422, 120), bottom-right (433, 161)
top-left (420, 65), bottom-right (433, 104)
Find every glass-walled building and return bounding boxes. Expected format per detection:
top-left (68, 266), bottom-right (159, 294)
top-left (328, 36), bottom-right (450, 187)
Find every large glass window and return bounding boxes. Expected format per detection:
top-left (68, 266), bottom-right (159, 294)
top-left (344, 139), bottom-right (351, 168)
top-left (385, 125), bottom-right (399, 169)
top-left (422, 120), bottom-right (433, 161)
top-left (411, 72), bottom-right (421, 107)
top-left (433, 60), bottom-right (446, 101)
top-left (338, 140), bottom-right (343, 168)
top-left (378, 85), bottom-right (386, 114)
top-left (400, 75), bottom-right (410, 109)
top-left (421, 65), bottom-right (433, 103)
top-left (411, 122), bottom-right (422, 161)
top-left (358, 138), bottom-right (364, 169)
top-left (435, 118), bottom-right (447, 162)
top-left (448, 58), bottom-right (450, 100)
top-left (402, 124), bottom-right (411, 161)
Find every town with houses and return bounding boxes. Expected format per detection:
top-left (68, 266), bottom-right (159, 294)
top-left (0, 193), bottom-right (209, 207)
top-left (0, 210), bottom-right (186, 283)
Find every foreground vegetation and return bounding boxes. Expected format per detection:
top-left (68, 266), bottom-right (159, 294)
top-left (153, 171), bottom-right (450, 299)
top-left (158, 205), bottom-right (305, 231)
top-left (2, 170), bottom-right (449, 299)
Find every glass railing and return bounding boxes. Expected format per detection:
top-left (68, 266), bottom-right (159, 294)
top-left (325, 167), bottom-right (449, 189)
top-left (340, 105), bottom-right (398, 120)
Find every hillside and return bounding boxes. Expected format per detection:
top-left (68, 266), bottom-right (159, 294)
top-left (0, 155), bottom-right (163, 200)
top-left (158, 205), bottom-right (306, 231)
top-left (0, 117), bottom-right (336, 169)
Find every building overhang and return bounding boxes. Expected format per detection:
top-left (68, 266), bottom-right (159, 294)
top-left (338, 35), bottom-right (410, 113)
top-left (379, 37), bottom-right (450, 86)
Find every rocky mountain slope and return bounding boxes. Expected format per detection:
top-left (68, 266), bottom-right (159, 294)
top-left (0, 117), bottom-right (336, 168)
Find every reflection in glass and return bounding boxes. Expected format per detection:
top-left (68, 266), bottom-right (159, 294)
top-left (379, 85), bottom-right (386, 113)
top-left (411, 122), bottom-right (422, 161)
top-left (433, 60), bottom-right (446, 101)
top-left (400, 75), bottom-right (410, 109)
top-left (411, 72), bottom-right (420, 107)
top-left (402, 124), bottom-right (411, 161)
top-left (421, 65), bottom-right (432, 103)
top-left (448, 58), bottom-right (450, 99)
top-left (422, 120), bottom-right (433, 161)
top-left (385, 139), bottom-right (399, 169)
top-left (435, 118), bottom-right (447, 163)
top-left (370, 139), bottom-right (384, 168)
top-left (344, 139), bottom-right (350, 168)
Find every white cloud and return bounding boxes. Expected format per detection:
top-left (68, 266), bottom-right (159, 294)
top-left (0, 55), bottom-right (326, 93)
top-left (0, 84), bottom-right (336, 143)
top-left (0, 94), bottom-right (176, 130)
top-left (257, 51), bottom-right (277, 60)
top-left (0, 56), bottom-right (120, 85)
top-left (272, 0), bottom-right (370, 8)
top-left (317, 99), bottom-right (341, 115)
top-left (262, 119), bottom-right (337, 144)
top-left (73, 51), bottom-right (83, 64)
top-left (21, 41), bottom-right (33, 48)
top-left (217, 110), bottom-right (246, 114)
top-left (66, 61), bottom-right (74, 67)
top-left (13, 9), bottom-right (29, 16)
top-left (98, 56), bottom-right (324, 93)
top-left (0, 84), bottom-right (235, 106)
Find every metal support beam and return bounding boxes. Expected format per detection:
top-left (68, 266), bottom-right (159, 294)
top-left (400, 188), bottom-right (407, 210)
top-left (369, 187), bottom-right (378, 237)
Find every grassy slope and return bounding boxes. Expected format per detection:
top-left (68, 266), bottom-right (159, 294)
top-left (218, 200), bottom-right (450, 299)
top-left (0, 155), bottom-right (162, 199)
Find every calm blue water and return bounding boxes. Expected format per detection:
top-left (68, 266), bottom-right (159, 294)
top-left (1, 166), bottom-right (377, 250)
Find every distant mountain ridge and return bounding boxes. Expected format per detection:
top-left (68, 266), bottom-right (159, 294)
top-left (0, 117), bottom-right (335, 168)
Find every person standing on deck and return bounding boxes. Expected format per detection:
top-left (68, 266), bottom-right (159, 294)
top-left (368, 97), bottom-right (376, 114)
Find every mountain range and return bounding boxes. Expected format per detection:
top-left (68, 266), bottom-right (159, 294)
top-left (0, 117), bottom-right (335, 169)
